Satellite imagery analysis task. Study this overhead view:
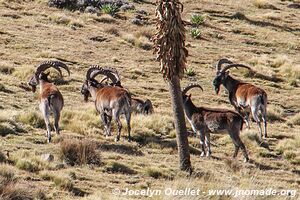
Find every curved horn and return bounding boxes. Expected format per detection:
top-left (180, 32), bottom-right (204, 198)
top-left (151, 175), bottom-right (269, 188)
top-left (221, 64), bottom-right (252, 73)
top-left (216, 58), bottom-right (233, 72)
top-left (92, 67), bottom-right (120, 84)
top-left (182, 83), bottom-right (203, 95)
top-left (35, 61), bottom-right (70, 77)
top-left (99, 77), bottom-right (108, 84)
top-left (86, 65), bottom-right (121, 84)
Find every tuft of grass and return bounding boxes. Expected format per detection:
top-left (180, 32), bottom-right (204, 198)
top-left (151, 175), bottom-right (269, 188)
top-left (122, 34), bottom-right (152, 51)
top-left (224, 158), bottom-right (241, 173)
top-left (104, 26), bottom-right (119, 36)
top-left (12, 65), bottom-right (35, 81)
top-left (53, 176), bottom-right (74, 191)
top-left (106, 161), bottom-right (136, 174)
top-left (287, 113), bottom-right (300, 126)
top-left (267, 106), bottom-right (284, 122)
top-left (49, 13), bottom-right (71, 25)
top-left (252, 0), bottom-right (276, 9)
top-left (190, 14), bottom-right (204, 27)
top-left (190, 28), bottom-right (201, 39)
top-left (276, 134), bottom-right (300, 164)
top-left (15, 159), bottom-right (39, 172)
top-left (186, 68), bottom-right (196, 76)
top-left (16, 111), bottom-right (45, 129)
top-left (100, 4), bottom-right (118, 16)
top-left (0, 63), bottom-right (14, 74)
top-left (60, 138), bottom-right (101, 166)
top-left (145, 167), bottom-right (167, 179)
top-left (61, 108), bottom-right (102, 135)
top-left (0, 112), bottom-right (26, 136)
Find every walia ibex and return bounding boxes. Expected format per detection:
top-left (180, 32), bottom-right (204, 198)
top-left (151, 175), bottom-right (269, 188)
top-left (81, 66), bottom-right (131, 141)
top-left (28, 61), bottom-right (70, 143)
top-left (182, 83), bottom-right (249, 162)
top-left (94, 67), bottom-right (154, 115)
top-left (213, 58), bottom-right (268, 139)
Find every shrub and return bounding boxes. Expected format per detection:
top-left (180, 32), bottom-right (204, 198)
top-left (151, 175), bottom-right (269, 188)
top-left (60, 139), bottom-right (101, 166)
top-left (190, 14), bottom-right (204, 27)
top-left (190, 28), bottom-right (201, 39)
top-left (100, 4), bottom-right (118, 16)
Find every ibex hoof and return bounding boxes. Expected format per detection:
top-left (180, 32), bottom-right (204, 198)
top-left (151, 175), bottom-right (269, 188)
top-left (47, 137), bottom-right (51, 143)
top-left (244, 157), bottom-right (249, 163)
top-left (206, 152), bottom-right (211, 157)
top-left (200, 152), bottom-right (205, 157)
top-left (115, 137), bottom-right (120, 142)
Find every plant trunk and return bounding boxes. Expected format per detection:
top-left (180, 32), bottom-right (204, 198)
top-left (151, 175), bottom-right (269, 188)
top-left (168, 75), bottom-right (191, 172)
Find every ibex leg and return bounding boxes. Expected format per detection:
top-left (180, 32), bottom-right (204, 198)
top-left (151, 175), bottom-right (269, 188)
top-left (40, 101), bottom-right (51, 143)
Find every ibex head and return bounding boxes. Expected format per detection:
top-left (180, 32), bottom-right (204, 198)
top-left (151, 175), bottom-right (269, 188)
top-left (28, 61), bottom-right (70, 92)
top-left (213, 58), bottom-right (251, 94)
top-left (182, 83), bottom-right (203, 104)
top-left (81, 65), bottom-right (121, 101)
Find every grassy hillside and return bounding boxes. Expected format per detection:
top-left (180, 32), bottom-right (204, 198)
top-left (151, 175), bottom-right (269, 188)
top-left (0, 0), bottom-right (299, 199)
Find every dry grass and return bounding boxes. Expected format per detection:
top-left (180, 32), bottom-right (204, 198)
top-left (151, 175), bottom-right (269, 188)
top-left (0, 0), bottom-right (300, 199)
top-left (252, 0), bottom-right (276, 9)
top-left (287, 113), bottom-right (300, 126)
top-left (60, 138), bottom-right (101, 166)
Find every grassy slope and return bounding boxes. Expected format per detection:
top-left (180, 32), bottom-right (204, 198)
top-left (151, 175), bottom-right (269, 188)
top-left (0, 0), bottom-right (299, 199)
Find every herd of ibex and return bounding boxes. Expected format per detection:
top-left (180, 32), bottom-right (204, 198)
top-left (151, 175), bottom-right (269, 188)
top-left (28, 58), bottom-right (268, 162)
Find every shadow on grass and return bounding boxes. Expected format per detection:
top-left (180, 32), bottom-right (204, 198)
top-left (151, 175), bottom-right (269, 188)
top-left (249, 159), bottom-right (280, 171)
top-left (132, 131), bottom-right (201, 155)
top-left (99, 143), bottom-right (144, 156)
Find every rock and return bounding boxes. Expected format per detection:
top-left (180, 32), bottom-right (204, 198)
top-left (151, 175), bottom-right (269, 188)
top-left (41, 153), bottom-right (54, 162)
top-left (97, 0), bottom-right (129, 7)
top-left (136, 9), bottom-right (147, 15)
top-left (119, 4), bottom-right (135, 11)
top-left (131, 18), bottom-right (143, 26)
top-left (288, 3), bottom-right (300, 9)
top-left (85, 6), bottom-right (98, 13)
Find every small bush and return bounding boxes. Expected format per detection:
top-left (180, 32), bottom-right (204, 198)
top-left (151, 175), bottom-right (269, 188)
top-left (190, 28), bottom-right (201, 39)
top-left (16, 111), bottom-right (45, 129)
top-left (101, 4), bottom-right (118, 16)
top-left (60, 139), bottom-right (101, 166)
top-left (190, 14), bottom-right (204, 27)
top-left (106, 161), bottom-right (136, 174)
top-left (15, 159), bottom-right (39, 172)
top-left (186, 68), bottom-right (196, 76)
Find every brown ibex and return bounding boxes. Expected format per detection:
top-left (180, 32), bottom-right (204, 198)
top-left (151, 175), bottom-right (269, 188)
top-left (213, 58), bottom-right (268, 139)
top-left (28, 61), bottom-right (70, 143)
top-left (91, 66), bottom-right (154, 115)
top-left (182, 83), bottom-right (249, 162)
top-left (81, 66), bottom-right (131, 141)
